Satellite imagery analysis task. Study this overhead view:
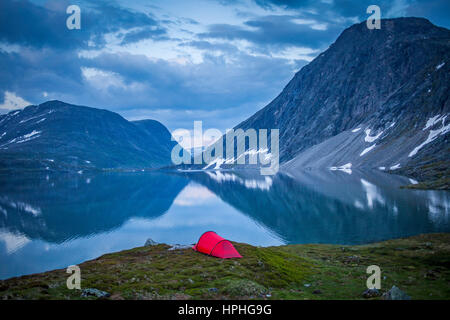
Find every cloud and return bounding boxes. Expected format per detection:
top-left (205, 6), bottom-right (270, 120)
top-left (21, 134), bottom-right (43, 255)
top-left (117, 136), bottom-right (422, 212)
top-left (251, 0), bottom-right (450, 28)
top-left (199, 15), bottom-right (342, 52)
top-left (120, 26), bottom-right (168, 45)
top-left (0, 42), bottom-right (301, 130)
top-left (405, 0), bottom-right (450, 28)
top-left (0, 0), bottom-right (169, 49)
top-left (0, 0), bottom-right (448, 131)
top-left (0, 91), bottom-right (31, 112)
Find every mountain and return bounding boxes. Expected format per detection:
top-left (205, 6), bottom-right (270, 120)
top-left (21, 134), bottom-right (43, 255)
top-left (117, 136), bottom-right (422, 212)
top-left (235, 18), bottom-right (449, 187)
top-left (0, 100), bottom-right (178, 171)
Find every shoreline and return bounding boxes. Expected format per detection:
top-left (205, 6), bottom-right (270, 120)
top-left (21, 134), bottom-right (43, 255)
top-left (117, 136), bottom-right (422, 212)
top-left (0, 166), bottom-right (447, 191)
top-left (1, 233), bottom-right (449, 300)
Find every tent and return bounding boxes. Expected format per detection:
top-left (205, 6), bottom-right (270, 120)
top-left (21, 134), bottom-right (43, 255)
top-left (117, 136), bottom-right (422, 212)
top-left (192, 231), bottom-right (242, 259)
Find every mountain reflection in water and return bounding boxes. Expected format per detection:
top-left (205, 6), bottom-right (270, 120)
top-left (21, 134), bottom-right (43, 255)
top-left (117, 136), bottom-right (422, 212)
top-left (0, 169), bottom-right (448, 279)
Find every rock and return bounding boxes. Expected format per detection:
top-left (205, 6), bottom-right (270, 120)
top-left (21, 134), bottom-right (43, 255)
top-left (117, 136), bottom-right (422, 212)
top-left (313, 289), bottom-right (322, 294)
top-left (362, 288), bottom-right (381, 298)
top-left (81, 288), bottom-right (110, 299)
top-left (187, 278), bottom-right (194, 284)
top-left (168, 244), bottom-right (191, 250)
top-left (424, 270), bottom-right (439, 279)
top-left (144, 238), bottom-right (158, 246)
top-left (382, 286), bottom-right (411, 300)
top-left (344, 255), bottom-right (360, 263)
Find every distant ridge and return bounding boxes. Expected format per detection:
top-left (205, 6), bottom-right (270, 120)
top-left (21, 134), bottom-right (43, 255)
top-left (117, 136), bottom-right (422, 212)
top-left (0, 100), bottom-right (180, 171)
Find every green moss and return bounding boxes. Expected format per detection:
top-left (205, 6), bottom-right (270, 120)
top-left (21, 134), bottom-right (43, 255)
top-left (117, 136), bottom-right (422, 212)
top-left (223, 279), bottom-right (267, 297)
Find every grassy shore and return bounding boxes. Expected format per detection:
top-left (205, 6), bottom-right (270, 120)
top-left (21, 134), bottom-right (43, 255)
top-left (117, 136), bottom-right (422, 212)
top-left (397, 160), bottom-right (450, 190)
top-left (1, 233), bottom-right (449, 300)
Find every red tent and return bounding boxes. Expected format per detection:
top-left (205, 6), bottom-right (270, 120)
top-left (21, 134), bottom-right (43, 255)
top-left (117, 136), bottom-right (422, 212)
top-left (192, 231), bottom-right (242, 259)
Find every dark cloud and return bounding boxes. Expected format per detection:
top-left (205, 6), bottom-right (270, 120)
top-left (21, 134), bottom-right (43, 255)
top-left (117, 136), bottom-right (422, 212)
top-left (199, 15), bottom-right (342, 51)
top-left (79, 50), bottom-right (301, 111)
top-left (0, 43), bottom-right (304, 129)
top-left (253, 0), bottom-right (314, 10)
top-left (0, 47), bottom-right (86, 104)
top-left (0, 0), bottom-right (81, 49)
top-left (179, 40), bottom-right (239, 53)
top-left (1, 0), bottom-right (448, 131)
top-left (253, 0), bottom-right (450, 28)
top-left (0, 0), bottom-right (169, 49)
top-left (202, 0), bottom-right (450, 53)
top-left (120, 26), bottom-right (168, 45)
top-left (405, 0), bottom-right (450, 28)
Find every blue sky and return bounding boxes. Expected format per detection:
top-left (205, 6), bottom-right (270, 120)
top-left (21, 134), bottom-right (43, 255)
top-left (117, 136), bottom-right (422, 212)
top-left (0, 0), bottom-right (449, 133)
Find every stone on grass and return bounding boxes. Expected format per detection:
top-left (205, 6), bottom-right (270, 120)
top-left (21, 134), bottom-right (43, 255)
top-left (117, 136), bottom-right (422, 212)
top-left (382, 286), bottom-right (411, 300)
top-left (144, 238), bottom-right (158, 246)
top-left (168, 244), bottom-right (192, 250)
top-left (344, 255), bottom-right (360, 263)
top-left (362, 288), bottom-right (381, 298)
top-left (81, 288), bottom-right (110, 299)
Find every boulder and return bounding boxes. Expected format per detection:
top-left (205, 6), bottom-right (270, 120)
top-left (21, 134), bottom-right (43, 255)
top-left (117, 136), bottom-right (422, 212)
top-left (144, 238), bottom-right (158, 246)
top-left (81, 288), bottom-right (110, 298)
top-left (168, 244), bottom-right (192, 250)
top-left (382, 286), bottom-right (411, 300)
top-left (362, 288), bottom-right (381, 298)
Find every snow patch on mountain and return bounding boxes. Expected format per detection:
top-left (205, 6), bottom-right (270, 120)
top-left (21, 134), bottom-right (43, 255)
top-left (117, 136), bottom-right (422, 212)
top-left (364, 129), bottom-right (383, 143)
top-left (390, 163), bottom-right (401, 170)
top-left (360, 144), bottom-right (376, 156)
top-left (435, 62), bottom-right (445, 70)
top-left (410, 116), bottom-right (449, 157)
top-left (0, 130), bottom-right (41, 147)
top-left (423, 114), bottom-right (446, 130)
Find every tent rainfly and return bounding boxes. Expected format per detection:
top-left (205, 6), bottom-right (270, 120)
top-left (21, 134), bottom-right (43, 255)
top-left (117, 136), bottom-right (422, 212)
top-left (192, 231), bottom-right (242, 259)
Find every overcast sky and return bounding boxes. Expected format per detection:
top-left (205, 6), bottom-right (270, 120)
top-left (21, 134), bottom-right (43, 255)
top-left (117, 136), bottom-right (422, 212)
top-left (0, 0), bottom-right (449, 133)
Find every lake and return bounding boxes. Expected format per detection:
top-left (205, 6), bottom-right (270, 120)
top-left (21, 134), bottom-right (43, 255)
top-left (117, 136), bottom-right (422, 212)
top-left (0, 169), bottom-right (449, 280)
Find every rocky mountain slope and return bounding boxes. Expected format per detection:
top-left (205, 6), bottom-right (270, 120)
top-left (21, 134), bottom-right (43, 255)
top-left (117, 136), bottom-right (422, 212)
top-left (0, 100), bottom-right (178, 171)
top-left (235, 18), bottom-right (449, 187)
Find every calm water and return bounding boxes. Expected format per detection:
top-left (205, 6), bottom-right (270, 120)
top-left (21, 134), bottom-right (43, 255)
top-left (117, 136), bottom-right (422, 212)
top-left (0, 169), bottom-right (449, 279)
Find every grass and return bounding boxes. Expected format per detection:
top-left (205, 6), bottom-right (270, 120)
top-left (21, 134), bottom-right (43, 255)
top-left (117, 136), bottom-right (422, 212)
top-left (398, 160), bottom-right (450, 190)
top-left (402, 176), bottom-right (450, 190)
top-left (1, 233), bottom-right (449, 300)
